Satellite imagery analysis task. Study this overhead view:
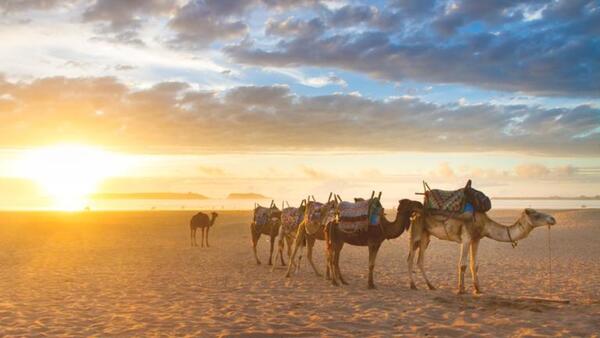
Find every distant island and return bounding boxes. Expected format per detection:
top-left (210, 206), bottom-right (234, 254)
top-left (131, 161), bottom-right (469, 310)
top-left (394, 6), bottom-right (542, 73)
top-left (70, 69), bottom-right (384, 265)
top-left (91, 192), bottom-right (209, 200)
top-left (227, 193), bottom-right (270, 200)
top-left (493, 196), bottom-right (600, 200)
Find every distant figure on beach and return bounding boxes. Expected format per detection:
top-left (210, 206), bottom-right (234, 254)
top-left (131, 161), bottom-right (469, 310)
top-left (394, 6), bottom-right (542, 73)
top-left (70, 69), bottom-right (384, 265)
top-left (190, 211), bottom-right (218, 247)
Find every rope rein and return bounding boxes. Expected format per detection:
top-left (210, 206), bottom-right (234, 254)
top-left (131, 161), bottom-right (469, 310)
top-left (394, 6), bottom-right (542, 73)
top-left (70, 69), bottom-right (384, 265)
top-left (506, 218), bottom-right (527, 248)
top-left (547, 224), bottom-right (552, 295)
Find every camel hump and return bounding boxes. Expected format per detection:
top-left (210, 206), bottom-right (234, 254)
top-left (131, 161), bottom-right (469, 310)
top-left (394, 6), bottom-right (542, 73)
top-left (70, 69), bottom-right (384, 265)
top-left (191, 212), bottom-right (209, 225)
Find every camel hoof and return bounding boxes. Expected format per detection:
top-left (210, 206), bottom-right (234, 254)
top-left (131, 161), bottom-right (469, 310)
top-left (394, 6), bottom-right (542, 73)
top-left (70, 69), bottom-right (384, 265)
top-left (341, 280), bottom-right (349, 285)
top-left (410, 282), bottom-right (418, 290)
top-left (256, 261), bottom-right (261, 265)
top-left (456, 289), bottom-right (466, 295)
top-left (427, 283), bottom-right (436, 290)
top-left (368, 284), bottom-right (377, 290)
top-left (473, 288), bottom-right (483, 295)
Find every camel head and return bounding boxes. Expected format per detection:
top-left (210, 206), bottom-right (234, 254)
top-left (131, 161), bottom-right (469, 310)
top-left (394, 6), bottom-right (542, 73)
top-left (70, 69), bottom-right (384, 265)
top-left (521, 208), bottom-right (556, 228)
top-left (397, 199), bottom-right (424, 230)
top-left (397, 199), bottom-right (423, 214)
top-left (211, 212), bottom-right (218, 220)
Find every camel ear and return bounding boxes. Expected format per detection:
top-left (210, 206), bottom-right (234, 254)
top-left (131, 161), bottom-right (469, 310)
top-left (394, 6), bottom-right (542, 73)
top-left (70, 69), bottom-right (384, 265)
top-left (525, 208), bottom-right (535, 216)
top-left (465, 179), bottom-right (472, 189)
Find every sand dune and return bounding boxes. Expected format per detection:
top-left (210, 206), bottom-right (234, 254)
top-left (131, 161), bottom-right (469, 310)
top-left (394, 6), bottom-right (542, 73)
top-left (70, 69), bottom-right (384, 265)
top-left (0, 209), bottom-right (598, 336)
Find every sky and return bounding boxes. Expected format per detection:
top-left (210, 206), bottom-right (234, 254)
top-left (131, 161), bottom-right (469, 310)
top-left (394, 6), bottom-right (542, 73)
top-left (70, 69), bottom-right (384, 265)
top-left (0, 0), bottom-right (599, 209)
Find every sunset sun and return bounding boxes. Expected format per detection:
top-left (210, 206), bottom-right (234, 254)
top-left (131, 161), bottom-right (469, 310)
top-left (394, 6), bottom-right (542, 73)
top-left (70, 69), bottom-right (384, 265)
top-left (18, 144), bottom-right (128, 210)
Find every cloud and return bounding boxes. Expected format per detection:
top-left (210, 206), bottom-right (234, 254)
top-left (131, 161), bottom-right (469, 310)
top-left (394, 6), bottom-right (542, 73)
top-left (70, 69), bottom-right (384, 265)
top-left (301, 74), bottom-right (347, 88)
top-left (515, 163), bottom-right (551, 178)
top-left (0, 0), bottom-right (77, 12)
top-left (266, 17), bottom-right (325, 38)
top-left (83, 0), bottom-right (174, 31)
top-left (225, 1), bottom-right (600, 97)
top-left (0, 76), bottom-right (598, 155)
top-left (166, 0), bottom-right (324, 48)
top-left (167, 0), bottom-right (250, 48)
top-left (82, 0), bottom-right (176, 45)
top-left (300, 165), bottom-right (333, 180)
top-left (198, 165), bottom-right (227, 177)
top-left (428, 162), bottom-right (588, 183)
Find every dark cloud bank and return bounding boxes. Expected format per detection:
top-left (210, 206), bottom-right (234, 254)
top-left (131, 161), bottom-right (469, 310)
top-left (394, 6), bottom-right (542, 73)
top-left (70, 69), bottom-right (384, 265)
top-left (0, 76), bottom-right (597, 155)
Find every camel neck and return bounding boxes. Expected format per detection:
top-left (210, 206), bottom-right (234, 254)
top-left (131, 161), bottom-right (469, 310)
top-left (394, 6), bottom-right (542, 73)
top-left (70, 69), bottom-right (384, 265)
top-left (381, 209), bottom-right (407, 239)
top-left (483, 214), bottom-right (533, 242)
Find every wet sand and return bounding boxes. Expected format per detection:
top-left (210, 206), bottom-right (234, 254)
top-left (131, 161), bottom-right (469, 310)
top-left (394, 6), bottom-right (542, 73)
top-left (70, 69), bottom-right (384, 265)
top-left (0, 209), bottom-right (598, 336)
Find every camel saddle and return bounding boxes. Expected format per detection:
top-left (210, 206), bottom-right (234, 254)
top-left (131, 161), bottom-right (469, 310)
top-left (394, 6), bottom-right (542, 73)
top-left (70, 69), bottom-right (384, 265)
top-left (423, 180), bottom-right (492, 215)
top-left (337, 198), bottom-right (383, 233)
top-left (281, 207), bottom-right (303, 233)
top-left (304, 202), bottom-right (335, 235)
top-left (253, 206), bottom-right (280, 227)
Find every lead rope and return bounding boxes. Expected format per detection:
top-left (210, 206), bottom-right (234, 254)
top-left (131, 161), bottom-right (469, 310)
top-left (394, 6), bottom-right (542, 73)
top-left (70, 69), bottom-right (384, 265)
top-left (547, 224), bottom-right (552, 296)
top-left (506, 226), bottom-right (518, 248)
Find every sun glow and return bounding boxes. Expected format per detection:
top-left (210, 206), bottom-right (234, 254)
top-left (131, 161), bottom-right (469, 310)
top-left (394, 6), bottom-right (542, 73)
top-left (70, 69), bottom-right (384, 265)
top-left (18, 144), bottom-right (129, 210)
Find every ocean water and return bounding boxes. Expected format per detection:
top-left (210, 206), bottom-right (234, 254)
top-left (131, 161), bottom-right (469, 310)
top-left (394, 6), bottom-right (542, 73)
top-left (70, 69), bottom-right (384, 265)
top-left (1, 197), bottom-right (598, 211)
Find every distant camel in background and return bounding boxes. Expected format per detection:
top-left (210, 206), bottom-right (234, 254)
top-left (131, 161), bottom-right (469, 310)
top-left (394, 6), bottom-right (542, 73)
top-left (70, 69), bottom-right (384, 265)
top-left (190, 211), bottom-right (218, 247)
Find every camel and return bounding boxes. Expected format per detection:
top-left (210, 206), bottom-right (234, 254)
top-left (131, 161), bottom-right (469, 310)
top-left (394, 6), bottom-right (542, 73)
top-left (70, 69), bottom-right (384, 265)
top-left (285, 194), bottom-right (337, 278)
top-left (408, 205), bottom-right (556, 294)
top-left (271, 200), bottom-right (307, 272)
top-left (326, 198), bottom-right (423, 289)
top-left (190, 211), bottom-right (218, 247)
top-left (251, 201), bottom-right (283, 266)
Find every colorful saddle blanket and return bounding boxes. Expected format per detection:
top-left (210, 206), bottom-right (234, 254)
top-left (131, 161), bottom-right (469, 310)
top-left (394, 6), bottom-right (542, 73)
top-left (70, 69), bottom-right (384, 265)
top-left (281, 207), bottom-right (303, 234)
top-left (253, 206), bottom-right (280, 227)
top-left (338, 199), bottom-right (383, 233)
top-left (424, 188), bottom-right (466, 213)
top-left (304, 202), bottom-right (335, 235)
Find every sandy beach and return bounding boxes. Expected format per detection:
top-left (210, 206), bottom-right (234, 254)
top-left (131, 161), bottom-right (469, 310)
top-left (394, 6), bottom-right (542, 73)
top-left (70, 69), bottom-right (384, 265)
top-left (0, 209), bottom-right (599, 337)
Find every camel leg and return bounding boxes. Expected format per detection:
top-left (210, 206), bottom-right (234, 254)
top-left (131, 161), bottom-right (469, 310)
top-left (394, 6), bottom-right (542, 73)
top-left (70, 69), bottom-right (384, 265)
top-left (329, 243), bottom-right (340, 286)
top-left (457, 232), bottom-right (471, 294)
top-left (279, 237), bottom-right (286, 266)
top-left (367, 242), bottom-right (381, 289)
top-left (285, 228), bottom-right (305, 277)
top-left (205, 227), bottom-right (210, 247)
top-left (296, 238), bottom-right (305, 273)
top-left (470, 239), bottom-right (482, 294)
top-left (417, 234), bottom-right (435, 290)
top-left (190, 228), bottom-right (195, 247)
top-left (306, 237), bottom-right (322, 277)
top-left (335, 243), bottom-right (348, 285)
top-left (272, 228), bottom-right (284, 271)
top-left (407, 235), bottom-right (418, 290)
top-left (200, 228), bottom-right (205, 248)
top-left (251, 227), bottom-right (262, 265)
top-left (286, 235), bottom-right (293, 259)
top-left (268, 233), bottom-right (276, 266)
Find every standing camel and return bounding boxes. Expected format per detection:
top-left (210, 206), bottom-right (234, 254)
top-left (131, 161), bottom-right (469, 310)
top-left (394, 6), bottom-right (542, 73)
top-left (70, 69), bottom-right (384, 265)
top-left (408, 206), bottom-right (556, 294)
top-left (272, 200), bottom-right (307, 271)
top-left (190, 211), bottom-right (218, 247)
top-left (285, 194), bottom-right (337, 278)
top-left (251, 201), bottom-right (282, 265)
top-left (326, 198), bottom-right (423, 289)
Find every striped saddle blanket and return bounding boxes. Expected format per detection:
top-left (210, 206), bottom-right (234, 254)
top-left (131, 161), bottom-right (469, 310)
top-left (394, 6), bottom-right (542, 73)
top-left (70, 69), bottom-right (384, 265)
top-left (424, 188), bottom-right (466, 213)
top-left (281, 207), bottom-right (303, 234)
top-left (338, 199), bottom-right (382, 233)
top-left (304, 202), bottom-right (336, 235)
top-left (253, 206), bottom-right (280, 227)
